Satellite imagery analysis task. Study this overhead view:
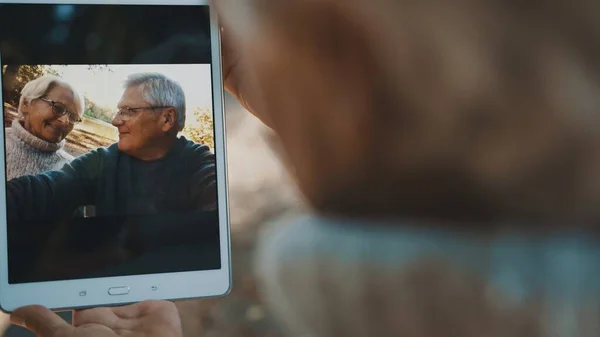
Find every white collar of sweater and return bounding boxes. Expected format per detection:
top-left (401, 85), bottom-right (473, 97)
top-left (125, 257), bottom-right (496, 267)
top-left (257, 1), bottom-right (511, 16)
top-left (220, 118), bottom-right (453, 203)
top-left (10, 119), bottom-right (65, 153)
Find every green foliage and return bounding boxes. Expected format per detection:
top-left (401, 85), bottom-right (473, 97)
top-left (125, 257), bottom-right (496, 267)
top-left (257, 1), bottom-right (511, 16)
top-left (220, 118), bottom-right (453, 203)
top-left (83, 96), bottom-right (114, 123)
top-left (2, 65), bottom-right (52, 107)
top-left (45, 67), bottom-right (61, 77)
top-left (87, 65), bottom-right (113, 74)
top-left (1, 64), bottom-right (111, 109)
top-left (181, 107), bottom-right (215, 150)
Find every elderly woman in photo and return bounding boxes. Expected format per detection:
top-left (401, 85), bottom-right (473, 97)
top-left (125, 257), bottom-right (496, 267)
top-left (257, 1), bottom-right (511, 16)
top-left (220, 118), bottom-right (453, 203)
top-left (4, 74), bottom-right (85, 180)
top-left (1, 75), bottom-right (84, 335)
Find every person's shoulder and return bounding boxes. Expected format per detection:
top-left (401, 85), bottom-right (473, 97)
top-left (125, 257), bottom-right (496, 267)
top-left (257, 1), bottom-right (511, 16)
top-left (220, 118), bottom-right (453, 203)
top-left (4, 126), bottom-right (18, 143)
top-left (4, 127), bottom-right (14, 145)
top-left (179, 137), bottom-right (215, 162)
top-left (102, 142), bottom-right (120, 154)
top-left (71, 143), bottom-right (119, 165)
top-left (180, 137), bottom-right (212, 153)
top-left (86, 143), bottom-right (119, 156)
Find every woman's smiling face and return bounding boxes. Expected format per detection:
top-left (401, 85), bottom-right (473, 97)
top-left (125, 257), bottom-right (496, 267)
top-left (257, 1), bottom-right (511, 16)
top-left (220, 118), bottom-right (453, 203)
top-left (21, 84), bottom-right (78, 143)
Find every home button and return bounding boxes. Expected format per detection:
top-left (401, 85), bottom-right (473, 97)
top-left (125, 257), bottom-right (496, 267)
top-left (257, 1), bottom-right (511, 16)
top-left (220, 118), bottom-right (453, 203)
top-left (108, 286), bottom-right (130, 296)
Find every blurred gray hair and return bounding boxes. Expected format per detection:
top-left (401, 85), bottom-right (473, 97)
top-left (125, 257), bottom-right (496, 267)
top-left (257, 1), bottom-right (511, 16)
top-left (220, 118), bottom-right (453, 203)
top-left (124, 72), bottom-right (186, 131)
top-left (18, 74), bottom-right (85, 118)
top-left (216, 0), bottom-right (600, 223)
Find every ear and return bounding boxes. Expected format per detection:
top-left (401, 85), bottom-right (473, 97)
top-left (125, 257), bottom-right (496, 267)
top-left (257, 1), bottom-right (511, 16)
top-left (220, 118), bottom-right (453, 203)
top-left (20, 99), bottom-right (30, 115)
top-left (161, 108), bottom-right (178, 132)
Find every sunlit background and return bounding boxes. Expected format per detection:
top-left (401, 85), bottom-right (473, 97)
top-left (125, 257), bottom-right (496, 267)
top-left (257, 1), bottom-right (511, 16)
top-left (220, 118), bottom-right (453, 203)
top-left (2, 64), bottom-right (215, 155)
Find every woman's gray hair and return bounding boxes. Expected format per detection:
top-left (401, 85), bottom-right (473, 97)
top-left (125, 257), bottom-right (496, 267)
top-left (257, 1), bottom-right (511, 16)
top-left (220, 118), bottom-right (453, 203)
top-left (124, 72), bottom-right (187, 131)
top-left (18, 74), bottom-right (85, 118)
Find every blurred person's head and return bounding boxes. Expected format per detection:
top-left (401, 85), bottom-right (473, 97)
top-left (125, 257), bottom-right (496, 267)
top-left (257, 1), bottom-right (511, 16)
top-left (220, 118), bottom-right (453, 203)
top-left (217, 3), bottom-right (600, 337)
top-left (112, 72), bottom-right (186, 160)
top-left (18, 74), bottom-right (84, 143)
top-left (216, 0), bottom-right (600, 225)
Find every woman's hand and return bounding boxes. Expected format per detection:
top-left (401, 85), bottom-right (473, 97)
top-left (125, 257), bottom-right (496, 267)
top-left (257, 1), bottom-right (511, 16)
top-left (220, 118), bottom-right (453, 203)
top-left (10, 301), bottom-right (182, 337)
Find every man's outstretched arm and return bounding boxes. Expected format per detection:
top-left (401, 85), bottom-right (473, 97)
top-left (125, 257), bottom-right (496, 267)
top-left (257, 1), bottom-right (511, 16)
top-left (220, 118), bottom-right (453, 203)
top-left (6, 150), bottom-right (103, 225)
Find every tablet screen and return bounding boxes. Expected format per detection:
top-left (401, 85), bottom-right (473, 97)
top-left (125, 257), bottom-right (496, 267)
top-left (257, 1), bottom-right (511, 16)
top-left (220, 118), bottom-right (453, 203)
top-left (0, 3), bottom-right (222, 284)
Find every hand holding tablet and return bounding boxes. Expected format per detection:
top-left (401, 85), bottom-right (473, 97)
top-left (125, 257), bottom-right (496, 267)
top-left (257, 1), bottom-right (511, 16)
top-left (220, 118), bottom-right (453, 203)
top-left (11, 301), bottom-right (182, 337)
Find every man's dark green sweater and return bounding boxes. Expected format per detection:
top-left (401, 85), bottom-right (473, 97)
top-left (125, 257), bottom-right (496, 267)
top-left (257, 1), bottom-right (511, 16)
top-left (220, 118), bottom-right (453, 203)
top-left (7, 136), bottom-right (220, 283)
top-left (7, 136), bottom-right (217, 224)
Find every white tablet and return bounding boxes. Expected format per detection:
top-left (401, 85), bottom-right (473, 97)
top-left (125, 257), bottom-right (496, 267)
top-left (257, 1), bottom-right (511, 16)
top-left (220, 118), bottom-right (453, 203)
top-left (0, 0), bottom-right (231, 312)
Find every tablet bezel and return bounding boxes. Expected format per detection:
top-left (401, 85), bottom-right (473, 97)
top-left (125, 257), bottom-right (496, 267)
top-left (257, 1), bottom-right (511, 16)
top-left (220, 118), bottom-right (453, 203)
top-left (0, 0), bottom-right (231, 312)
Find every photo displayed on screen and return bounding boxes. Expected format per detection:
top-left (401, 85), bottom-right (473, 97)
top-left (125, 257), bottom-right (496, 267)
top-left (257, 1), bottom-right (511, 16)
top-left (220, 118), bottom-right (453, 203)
top-left (0, 4), bottom-right (221, 284)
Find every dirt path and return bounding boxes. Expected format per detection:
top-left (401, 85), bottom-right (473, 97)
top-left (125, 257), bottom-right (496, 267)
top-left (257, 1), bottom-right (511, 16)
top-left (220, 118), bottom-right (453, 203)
top-left (63, 128), bottom-right (115, 157)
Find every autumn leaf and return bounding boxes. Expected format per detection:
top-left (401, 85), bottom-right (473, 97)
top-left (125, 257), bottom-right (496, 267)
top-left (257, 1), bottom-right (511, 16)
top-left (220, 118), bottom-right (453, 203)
top-left (181, 107), bottom-right (215, 151)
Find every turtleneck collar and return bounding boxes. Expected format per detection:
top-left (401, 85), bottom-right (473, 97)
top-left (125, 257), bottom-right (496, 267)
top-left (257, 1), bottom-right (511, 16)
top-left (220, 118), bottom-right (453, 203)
top-left (10, 119), bottom-right (65, 153)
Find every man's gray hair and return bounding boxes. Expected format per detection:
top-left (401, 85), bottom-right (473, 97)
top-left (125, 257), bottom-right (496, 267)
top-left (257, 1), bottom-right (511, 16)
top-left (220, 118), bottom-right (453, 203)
top-left (124, 72), bottom-right (186, 131)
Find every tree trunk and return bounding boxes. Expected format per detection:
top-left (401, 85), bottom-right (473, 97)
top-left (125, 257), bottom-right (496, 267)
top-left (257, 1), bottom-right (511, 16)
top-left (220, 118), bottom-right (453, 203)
top-left (2, 64), bottom-right (19, 106)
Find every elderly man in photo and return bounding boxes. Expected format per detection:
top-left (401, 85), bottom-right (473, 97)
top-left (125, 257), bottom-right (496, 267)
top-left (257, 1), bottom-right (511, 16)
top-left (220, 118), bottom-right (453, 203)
top-left (6, 72), bottom-right (218, 282)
